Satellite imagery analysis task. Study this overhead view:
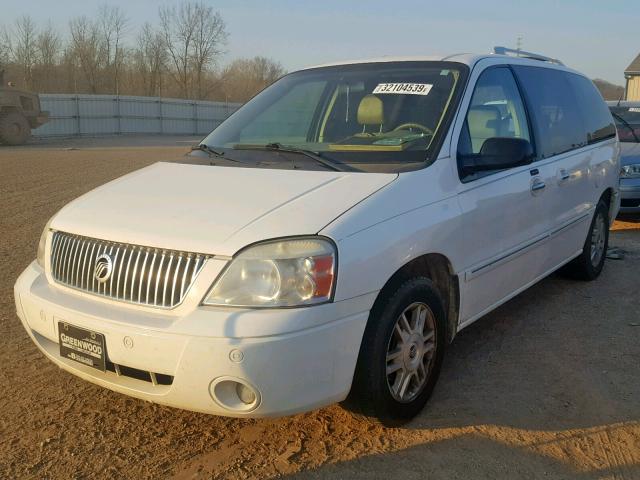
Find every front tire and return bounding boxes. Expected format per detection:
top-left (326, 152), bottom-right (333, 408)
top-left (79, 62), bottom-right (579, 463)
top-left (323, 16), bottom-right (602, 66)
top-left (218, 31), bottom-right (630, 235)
top-left (349, 277), bottom-right (446, 423)
top-left (562, 199), bottom-right (609, 280)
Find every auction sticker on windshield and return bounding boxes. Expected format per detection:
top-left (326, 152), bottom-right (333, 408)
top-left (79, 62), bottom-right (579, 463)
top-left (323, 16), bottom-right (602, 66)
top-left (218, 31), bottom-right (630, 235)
top-left (373, 83), bottom-right (433, 95)
top-left (58, 322), bottom-right (107, 371)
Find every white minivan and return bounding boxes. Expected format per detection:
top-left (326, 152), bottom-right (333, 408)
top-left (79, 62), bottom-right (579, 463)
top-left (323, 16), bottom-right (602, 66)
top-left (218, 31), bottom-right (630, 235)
top-left (14, 48), bottom-right (620, 422)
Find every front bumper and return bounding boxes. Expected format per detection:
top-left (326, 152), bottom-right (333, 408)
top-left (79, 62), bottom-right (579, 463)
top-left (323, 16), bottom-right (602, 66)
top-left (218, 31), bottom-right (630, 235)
top-left (14, 261), bottom-right (373, 417)
top-left (619, 179), bottom-right (640, 213)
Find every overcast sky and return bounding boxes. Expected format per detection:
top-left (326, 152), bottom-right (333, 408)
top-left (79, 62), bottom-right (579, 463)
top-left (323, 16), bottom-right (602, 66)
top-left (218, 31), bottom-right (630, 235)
top-left (1, 0), bottom-right (638, 84)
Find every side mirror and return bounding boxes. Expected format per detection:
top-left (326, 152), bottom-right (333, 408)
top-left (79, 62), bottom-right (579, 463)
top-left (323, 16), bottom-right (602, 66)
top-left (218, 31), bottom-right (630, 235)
top-left (459, 137), bottom-right (534, 176)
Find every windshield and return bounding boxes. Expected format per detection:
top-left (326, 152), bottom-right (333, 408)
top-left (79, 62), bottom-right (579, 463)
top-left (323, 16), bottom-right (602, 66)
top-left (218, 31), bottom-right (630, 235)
top-left (201, 62), bottom-right (468, 172)
top-left (610, 105), bottom-right (640, 143)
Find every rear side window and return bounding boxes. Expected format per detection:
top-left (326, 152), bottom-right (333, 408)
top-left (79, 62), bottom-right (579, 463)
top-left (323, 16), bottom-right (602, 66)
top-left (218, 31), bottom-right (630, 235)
top-left (565, 75), bottom-right (616, 144)
top-left (513, 66), bottom-right (587, 158)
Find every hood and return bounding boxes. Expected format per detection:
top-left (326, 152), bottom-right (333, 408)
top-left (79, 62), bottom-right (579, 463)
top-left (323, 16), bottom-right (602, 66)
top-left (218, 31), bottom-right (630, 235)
top-left (620, 142), bottom-right (640, 166)
top-left (51, 162), bottom-right (396, 256)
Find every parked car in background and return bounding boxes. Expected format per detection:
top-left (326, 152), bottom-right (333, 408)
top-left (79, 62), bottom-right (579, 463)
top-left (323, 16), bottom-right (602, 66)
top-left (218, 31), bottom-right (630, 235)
top-left (15, 47), bottom-right (619, 423)
top-left (608, 101), bottom-right (640, 214)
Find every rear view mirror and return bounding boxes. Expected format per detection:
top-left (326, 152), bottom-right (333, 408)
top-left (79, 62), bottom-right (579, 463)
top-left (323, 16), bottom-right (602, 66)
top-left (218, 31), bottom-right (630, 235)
top-left (459, 137), bottom-right (534, 176)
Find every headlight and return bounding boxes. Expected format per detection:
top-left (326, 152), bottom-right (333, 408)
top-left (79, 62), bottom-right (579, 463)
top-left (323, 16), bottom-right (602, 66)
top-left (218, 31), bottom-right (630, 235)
top-left (203, 237), bottom-right (336, 308)
top-left (621, 164), bottom-right (640, 178)
top-left (36, 217), bottom-right (54, 268)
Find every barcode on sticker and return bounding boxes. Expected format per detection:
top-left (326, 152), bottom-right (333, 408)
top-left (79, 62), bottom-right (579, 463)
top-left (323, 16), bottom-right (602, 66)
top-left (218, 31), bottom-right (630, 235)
top-left (372, 83), bottom-right (433, 95)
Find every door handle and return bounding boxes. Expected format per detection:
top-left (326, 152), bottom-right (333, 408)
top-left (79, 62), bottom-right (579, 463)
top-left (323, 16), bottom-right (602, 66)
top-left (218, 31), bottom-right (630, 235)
top-left (531, 178), bottom-right (546, 192)
top-left (559, 169), bottom-right (571, 181)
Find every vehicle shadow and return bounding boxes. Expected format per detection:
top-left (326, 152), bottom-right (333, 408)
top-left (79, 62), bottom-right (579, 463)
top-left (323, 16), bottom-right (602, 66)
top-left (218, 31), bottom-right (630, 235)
top-left (276, 249), bottom-right (640, 479)
top-left (283, 432), bottom-right (636, 480)
top-left (168, 233), bottom-right (640, 479)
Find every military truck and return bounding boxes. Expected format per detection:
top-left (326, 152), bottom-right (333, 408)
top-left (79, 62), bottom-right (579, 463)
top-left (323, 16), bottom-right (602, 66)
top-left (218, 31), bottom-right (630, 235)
top-left (0, 70), bottom-right (49, 145)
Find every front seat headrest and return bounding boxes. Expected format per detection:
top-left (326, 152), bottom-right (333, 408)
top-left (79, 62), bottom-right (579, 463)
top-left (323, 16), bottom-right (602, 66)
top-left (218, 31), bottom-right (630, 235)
top-left (467, 105), bottom-right (501, 133)
top-left (357, 95), bottom-right (384, 126)
top-left (467, 105), bottom-right (502, 151)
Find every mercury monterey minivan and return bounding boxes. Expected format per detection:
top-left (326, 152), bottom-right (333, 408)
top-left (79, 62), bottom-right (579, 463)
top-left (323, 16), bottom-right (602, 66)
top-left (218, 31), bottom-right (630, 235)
top-left (14, 47), bottom-right (620, 422)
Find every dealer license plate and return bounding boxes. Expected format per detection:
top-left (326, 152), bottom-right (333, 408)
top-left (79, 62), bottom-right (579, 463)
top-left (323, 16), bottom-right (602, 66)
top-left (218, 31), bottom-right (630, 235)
top-left (58, 322), bottom-right (106, 372)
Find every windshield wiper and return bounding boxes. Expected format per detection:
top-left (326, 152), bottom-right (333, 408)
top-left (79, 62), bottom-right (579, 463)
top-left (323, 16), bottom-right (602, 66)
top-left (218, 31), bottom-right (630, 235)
top-left (612, 113), bottom-right (640, 143)
top-left (191, 143), bottom-right (245, 165)
top-left (191, 143), bottom-right (225, 156)
top-left (234, 142), bottom-right (349, 172)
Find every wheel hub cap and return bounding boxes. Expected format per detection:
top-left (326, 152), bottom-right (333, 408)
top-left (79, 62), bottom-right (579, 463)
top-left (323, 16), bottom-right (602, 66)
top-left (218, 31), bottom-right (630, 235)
top-left (590, 212), bottom-right (606, 267)
top-left (386, 302), bottom-right (437, 403)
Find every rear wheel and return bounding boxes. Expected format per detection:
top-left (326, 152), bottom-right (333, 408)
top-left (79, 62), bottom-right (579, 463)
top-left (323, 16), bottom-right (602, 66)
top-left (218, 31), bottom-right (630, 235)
top-left (561, 199), bottom-right (609, 280)
top-left (0, 112), bottom-right (31, 145)
top-left (349, 277), bottom-right (446, 424)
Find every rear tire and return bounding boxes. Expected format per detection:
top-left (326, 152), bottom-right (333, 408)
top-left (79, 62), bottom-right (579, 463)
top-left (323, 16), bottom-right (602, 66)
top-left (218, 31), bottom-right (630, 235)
top-left (561, 199), bottom-right (609, 280)
top-left (0, 112), bottom-right (31, 145)
top-left (348, 277), bottom-right (446, 424)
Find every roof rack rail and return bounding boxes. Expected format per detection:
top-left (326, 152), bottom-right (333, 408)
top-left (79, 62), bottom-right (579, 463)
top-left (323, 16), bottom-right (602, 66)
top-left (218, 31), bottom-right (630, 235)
top-left (492, 46), bottom-right (564, 66)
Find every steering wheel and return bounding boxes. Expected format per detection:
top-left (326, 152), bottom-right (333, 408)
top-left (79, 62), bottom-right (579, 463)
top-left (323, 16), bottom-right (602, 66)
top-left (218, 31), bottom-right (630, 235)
top-left (392, 123), bottom-right (434, 136)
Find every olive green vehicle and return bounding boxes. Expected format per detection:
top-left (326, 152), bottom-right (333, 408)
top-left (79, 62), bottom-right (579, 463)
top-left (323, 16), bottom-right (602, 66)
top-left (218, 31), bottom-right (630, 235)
top-left (0, 70), bottom-right (49, 145)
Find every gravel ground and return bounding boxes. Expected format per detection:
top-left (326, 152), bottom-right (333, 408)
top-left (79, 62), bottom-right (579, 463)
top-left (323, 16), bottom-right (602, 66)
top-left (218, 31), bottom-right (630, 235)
top-left (1, 138), bottom-right (639, 479)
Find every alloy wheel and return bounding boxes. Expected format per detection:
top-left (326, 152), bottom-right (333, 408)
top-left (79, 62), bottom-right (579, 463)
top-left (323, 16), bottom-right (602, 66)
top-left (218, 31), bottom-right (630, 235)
top-left (590, 212), bottom-right (606, 267)
top-left (386, 302), bottom-right (437, 403)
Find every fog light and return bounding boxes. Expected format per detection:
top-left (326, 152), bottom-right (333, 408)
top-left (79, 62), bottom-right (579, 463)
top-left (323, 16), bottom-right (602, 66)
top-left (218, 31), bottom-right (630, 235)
top-left (236, 383), bottom-right (257, 405)
top-left (209, 377), bottom-right (261, 412)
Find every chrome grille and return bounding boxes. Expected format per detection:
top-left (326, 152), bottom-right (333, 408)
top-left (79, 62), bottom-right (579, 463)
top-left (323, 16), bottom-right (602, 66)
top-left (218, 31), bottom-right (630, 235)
top-left (49, 231), bottom-right (209, 308)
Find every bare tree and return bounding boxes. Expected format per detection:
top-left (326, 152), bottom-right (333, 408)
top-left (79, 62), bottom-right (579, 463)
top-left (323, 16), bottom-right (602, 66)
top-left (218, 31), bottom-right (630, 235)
top-left (191, 4), bottom-right (227, 99)
top-left (0, 5), bottom-right (297, 101)
top-left (136, 23), bottom-right (166, 96)
top-left (37, 23), bottom-right (61, 67)
top-left (98, 4), bottom-right (127, 94)
top-left (253, 57), bottom-right (286, 85)
top-left (36, 22), bottom-right (61, 91)
top-left (60, 45), bottom-right (80, 93)
top-left (69, 16), bottom-right (103, 93)
top-left (159, 2), bottom-right (227, 99)
top-left (159, 3), bottom-right (195, 98)
top-left (0, 26), bottom-right (11, 68)
top-left (221, 57), bottom-right (285, 102)
top-left (11, 15), bottom-right (39, 88)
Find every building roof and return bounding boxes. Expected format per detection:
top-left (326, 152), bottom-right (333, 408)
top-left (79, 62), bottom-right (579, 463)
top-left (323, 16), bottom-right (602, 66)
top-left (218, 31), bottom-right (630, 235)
top-left (625, 53), bottom-right (640, 75)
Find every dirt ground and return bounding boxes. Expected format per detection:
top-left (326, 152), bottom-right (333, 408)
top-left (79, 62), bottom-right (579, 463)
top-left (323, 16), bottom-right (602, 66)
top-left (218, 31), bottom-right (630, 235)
top-left (1, 137), bottom-right (638, 480)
